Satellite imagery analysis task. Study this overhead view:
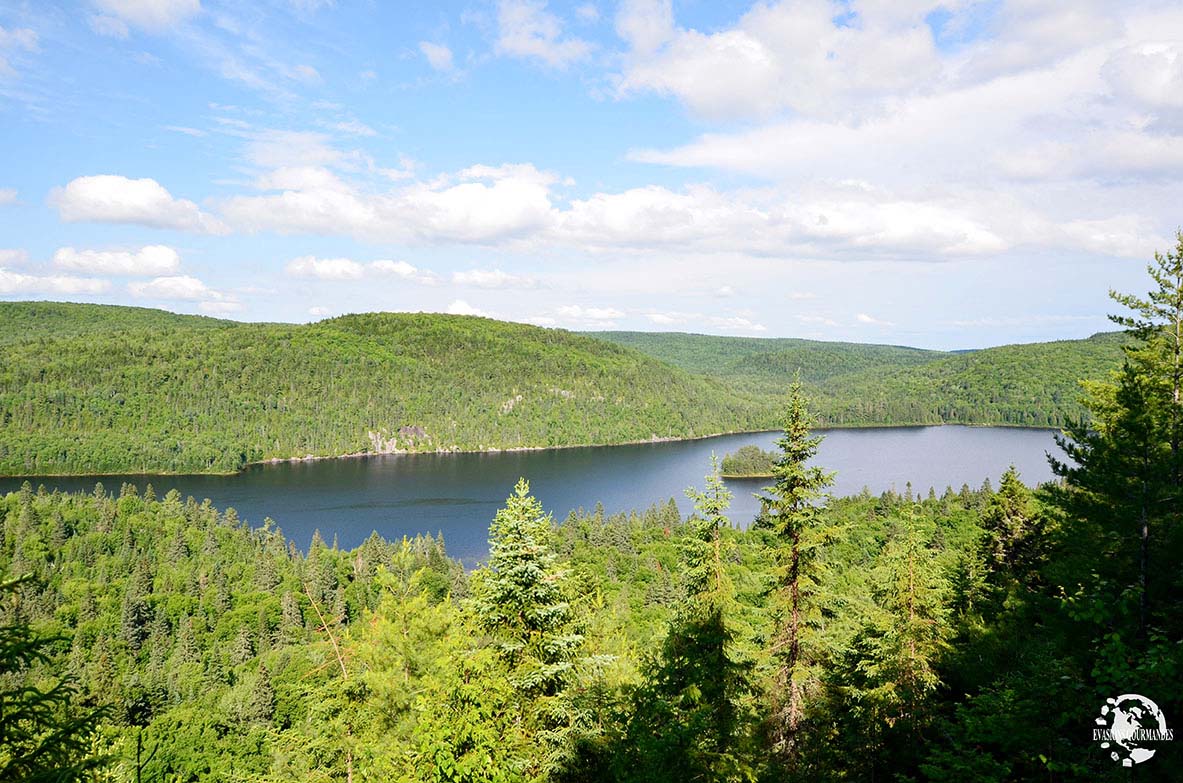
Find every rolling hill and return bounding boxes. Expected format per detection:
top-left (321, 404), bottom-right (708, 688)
top-left (0, 303), bottom-right (771, 475)
top-left (0, 303), bottom-right (1127, 475)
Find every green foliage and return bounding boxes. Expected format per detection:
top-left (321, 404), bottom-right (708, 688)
top-left (756, 382), bottom-right (837, 765)
top-left (720, 445), bottom-right (777, 478)
top-left (0, 573), bottom-right (109, 782)
top-left (1, 303), bottom-right (1126, 476)
top-left (594, 329), bottom-right (1125, 428)
top-left (0, 305), bottom-right (768, 475)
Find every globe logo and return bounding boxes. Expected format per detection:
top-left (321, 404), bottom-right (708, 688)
top-left (1093, 694), bottom-right (1174, 766)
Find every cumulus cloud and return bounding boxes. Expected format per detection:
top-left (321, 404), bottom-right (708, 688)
top-left (53, 245), bottom-right (181, 275)
top-left (643, 309), bottom-right (767, 333)
top-left (495, 0), bottom-right (593, 68)
top-left (548, 304), bottom-right (626, 328)
top-left (94, 0), bottom-right (201, 33)
top-left (419, 42), bottom-right (455, 72)
top-left (308, 305), bottom-right (331, 317)
top-left (0, 268), bottom-right (109, 295)
top-left (452, 268), bottom-right (537, 289)
top-left (285, 256), bottom-right (365, 280)
top-left (198, 300), bottom-right (243, 314)
top-left (0, 188), bottom-right (15, 204)
top-left (856, 312), bottom-right (895, 327)
top-left (128, 274), bottom-right (219, 300)
top-left (0, 249), bottom-right (27, 265)
top-left (285, 256), bottom-right (444, 285)
top-left (446, 299), bottom-right (492, 317)
top-left (614, 0), bottom-right (940, 120)
top-left (52, 175), bottom-right (227, 234)
top-left (222, 163), bottom-right (558, 244)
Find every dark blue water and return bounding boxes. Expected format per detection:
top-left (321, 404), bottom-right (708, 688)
top-left (0, 426), bottom-right (1060, 564)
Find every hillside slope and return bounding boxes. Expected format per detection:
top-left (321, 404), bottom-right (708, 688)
top-left (592, 330), bottom-right (1126, 428)
top-left (0, 304), bottom-right (771, 475)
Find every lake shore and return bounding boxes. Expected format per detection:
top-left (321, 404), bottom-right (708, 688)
top-left (0, 421), bottom-right (1063, 479)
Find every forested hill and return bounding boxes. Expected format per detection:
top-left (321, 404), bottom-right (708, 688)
top-left (1, 303), bottom-right (1125, 475)
top-left (591, 329), bottom-right (1126, 428)
top-left (0, 302), bottom-right (771, 475)
top-left (0, 300), bottom-right (234, 344)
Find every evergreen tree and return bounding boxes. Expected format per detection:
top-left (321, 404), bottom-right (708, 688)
top-left (755, 381), bottom-right (835, 764)
top-left (681, 454), bottom-right (735, 604)
top-left (616, 459), bottom-right (754, 783)
top-left (473, 479), bottom-right (585, 775)
top-left (979, 466), bottom-right (1037, 586)
top-left (0, 573), bottom-right (109, 782)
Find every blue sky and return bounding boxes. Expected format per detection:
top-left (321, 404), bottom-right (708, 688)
top-left (1, 0), bottom-right (1181, 349)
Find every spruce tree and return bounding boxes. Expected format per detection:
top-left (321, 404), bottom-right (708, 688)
top-left (473, 478), bottom-right (584, 775)
top-left (756, 381), bottom-right (835, 763)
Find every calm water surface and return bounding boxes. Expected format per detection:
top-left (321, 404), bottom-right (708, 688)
top-left (0, 426), bottom-right (1060, 564)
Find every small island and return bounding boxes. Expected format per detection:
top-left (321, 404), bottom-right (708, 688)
top-left (720, 444), bottom-right (779, 478)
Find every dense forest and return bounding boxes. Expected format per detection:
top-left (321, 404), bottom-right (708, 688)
top-left (0, 305), bottom-right (770, 475)
top-left (0, 302), bottom-right (1124, 476)
top-left (4, 243), bottom-right (1183, 781)
top-left (593, 329), bottom-right (1125, 428)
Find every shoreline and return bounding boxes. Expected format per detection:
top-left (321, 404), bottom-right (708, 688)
top-left (0, 421), bottom-right (1063, 479)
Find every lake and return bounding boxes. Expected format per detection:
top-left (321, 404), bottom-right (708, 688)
top-left (0, 426), bottom-right (1060, 564)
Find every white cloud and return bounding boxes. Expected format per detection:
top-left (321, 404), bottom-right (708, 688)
top-left (222, 162), bottom-right (558, 244)
top-left (330, 119), bottom-right (377, 137)
top-left (708, 315), bottom-right (766, 333)
top-left (309, 305), bottom-right (331, 317)
top-left (0, 249), bottom-right (27, 266)
top-left (53, 245), bottom-right (181, 275)
top-left (419, 41), bottom-right (455, 72)
top-left (452, 268), bottom-right (537, 289)
top-left (0, 188), bottom-right (15, 205)
top-left (52, 175), bottom-right (227, 234)
top-left (0, 268), bottom-right (109, 295)
top-left (128, 274), bottom-right (237, 317)
top-left (643, 309), bottom-right (767, 333)
top-left (551, 304), bottom-right (625, 328)
top-left (614, 0), bottom-right (940, 120)
top-left (370, 259), bottom-right (441, 285)
top-left (286, 256), bottom-right (365, 280)
top-left (284, 256), bottom-right (444, 285)
top-left (615, 0), bottom-right (672, 55)
top-left (495, 0), bottom-right (593, 68)
top-left (575, 4), bottom-right (599, 24)
top-left (95, 0), bottom-right (201, 32)
top-left (446, 299), bottom-right (492, 317)
top-left (198, 300), bottom-right (243, 314)
top-left (164, 125), bottom-right (206, 137)
top-left (856, 312), bottom-right (895, 327)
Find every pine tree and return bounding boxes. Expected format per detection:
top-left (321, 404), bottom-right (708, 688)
top-left (756, 381), bottom-right (836, 763)
top-left (473, 478), bottom-right (585, 775)
top-left (979, 466), bottom-right (1036, 585)
top-left (1052, 236), bottom-right (1183, 640)
top-left (0, 574), bottom-right (109, 782)
top-left (681, 454), bottom-right (735, 604)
